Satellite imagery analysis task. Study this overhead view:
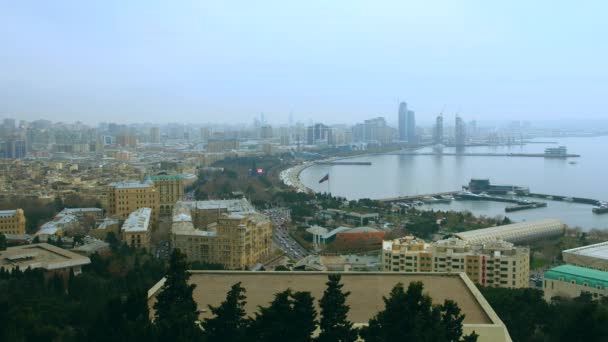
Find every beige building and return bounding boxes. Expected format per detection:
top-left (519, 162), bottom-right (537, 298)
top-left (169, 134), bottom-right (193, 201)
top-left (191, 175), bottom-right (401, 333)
top-left (0, 243), bottom-right (90, 276)
top-left (148, 272), bottom-right (513, 342)
top-left (148, 175), bottom-right (186, 216)
top-left (543, 264), bottom-right (608, 301)
top-left (455, 219), bottom-right (566, 244)
top-left (171, 199), bottom-right (272, 269)
top-left (562, 242), bottom-right (608, 272)
top-left (105, 181), bottom-right (159, 225)
top-left (382, 237), bottom-right (529, 288)
top-left (0, 209), bottom-right (26, 235)
top-left (122, 208), bottom-right (151, 250)
top-left (206, 138), bottom-right (239, 153)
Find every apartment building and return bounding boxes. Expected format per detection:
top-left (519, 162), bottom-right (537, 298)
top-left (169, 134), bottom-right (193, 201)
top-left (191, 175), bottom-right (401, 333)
top-left (105, 180), bottom-right (159, 225)
top-left (0, 209), bottom-right (26, 235)
top-left (121, 208), bottom-right (151, 250)
top-left (171, 199), bottom-right (272, 270)
top-left (382, 237), bottom-right (530, 288)
top-left (147, 175), bottom-right (186, 217)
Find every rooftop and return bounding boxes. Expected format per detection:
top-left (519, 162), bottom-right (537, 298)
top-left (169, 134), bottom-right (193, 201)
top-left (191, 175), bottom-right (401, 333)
top-left (148, 271), bottom-right (511, 342)
top-left (0, 210), bottom-right (18, 218)
top-left (340, 226), bottom-right (381, 234)
top-left (544, 264), bottom-right (608, 288)
top-left (108, 180), bottom-right (153, 189)
top-left (455, 219), bottom-right (565, 241)
top-left (57, 207), bottom-right (103, 216)
top-left (563, 242), bottom-right (608, 261)
top-left (122, 208), bottom-right (151, 233)
top-left (0, 243), bottom-right (91, 271)
top-left (147, 174), bottom-right (189, 181)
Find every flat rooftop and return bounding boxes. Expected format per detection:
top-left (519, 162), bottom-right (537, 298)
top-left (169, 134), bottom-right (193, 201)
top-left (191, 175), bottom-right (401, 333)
top-left (122, 208), bottom-right (151, 232)
top-left (563, 242), bottom-right (608, 260)
top-left (0, 243), bottom-right (91, 271)
top-left (0, 210), bottom-right (18, 218)
top-left (149, 272), bottom-right (496, 325)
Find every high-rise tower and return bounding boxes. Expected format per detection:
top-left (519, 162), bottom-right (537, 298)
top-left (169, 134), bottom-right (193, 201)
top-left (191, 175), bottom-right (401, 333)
top-left (455, 115), bottom-right (466, 147)
top-left (407, 110), bottom-right (416, 144)
top-left (433, 114), bottom-right (444, 145)
top-left (398, 102), bottom-right (408, 141)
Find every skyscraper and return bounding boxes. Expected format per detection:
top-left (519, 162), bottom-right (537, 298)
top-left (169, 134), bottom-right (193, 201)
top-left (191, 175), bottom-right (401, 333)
top-left (398, 102), bottom-right (417, 144)
top-left (150, 127), bottom-right (161, 143)
top-left (407, 110), bottom-right (416, 144)
top-left (398, 102), bottom-right (408, 141)
top-left (455, 115), bottom-right (466, 147)
top-left (433, 114), bottom-right (444, 145)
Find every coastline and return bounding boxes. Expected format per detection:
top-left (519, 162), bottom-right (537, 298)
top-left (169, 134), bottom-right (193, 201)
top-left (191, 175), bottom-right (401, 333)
top-left (280, 146), bottom-right (409, 194)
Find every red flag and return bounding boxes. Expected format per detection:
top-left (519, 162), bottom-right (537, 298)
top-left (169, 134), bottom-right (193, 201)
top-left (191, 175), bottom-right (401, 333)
top-left (319, 173), bottom-right (329, 183)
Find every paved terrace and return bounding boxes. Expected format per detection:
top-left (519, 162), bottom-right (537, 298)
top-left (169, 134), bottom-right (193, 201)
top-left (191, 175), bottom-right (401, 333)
top-left (148, 271), bottom-right (512, 342)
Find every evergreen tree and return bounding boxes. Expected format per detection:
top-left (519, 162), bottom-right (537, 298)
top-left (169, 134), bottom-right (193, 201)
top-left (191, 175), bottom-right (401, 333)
top-left (291, 291), bottom-right (317, 342)
top-left (360, 282), bottom-right (476, 342)
top-left (316, 274), bottom-right (358, 342)
top-left (0, 234), bottom-right (6, 251)
top-left (250, 289), bottom-right (317, 342)
top-left (154, 249), bottom-right (201, 341)
top-left (202, 282), bottom-right (249, 342)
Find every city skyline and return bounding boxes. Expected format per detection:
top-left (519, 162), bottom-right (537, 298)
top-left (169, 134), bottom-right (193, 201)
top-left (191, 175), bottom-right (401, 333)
top-left (2, 1), bottom-right (608, 124)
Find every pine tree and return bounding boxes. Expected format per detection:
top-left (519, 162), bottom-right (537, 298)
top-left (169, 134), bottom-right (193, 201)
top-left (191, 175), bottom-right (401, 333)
top-left (360, 281), bottom-right (475, 342)
top-left (316, 274), bottom-right (358, 342)
top-left (153, 249), bottom-right (201, 341)
top-left (202, 282), bottom-right (249, 342)
top-left (250, 289), bottom-right (317, 342)
top-left (291, 291), bottom-right (317, 342)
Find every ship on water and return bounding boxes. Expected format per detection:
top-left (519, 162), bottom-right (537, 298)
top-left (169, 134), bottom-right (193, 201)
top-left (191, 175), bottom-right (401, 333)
top-left (463, 179), bottom-right (529, 195)
top-left (593, 202), bottom-right (608, 214)
top-left (544, 146), bottom-right (569, 158)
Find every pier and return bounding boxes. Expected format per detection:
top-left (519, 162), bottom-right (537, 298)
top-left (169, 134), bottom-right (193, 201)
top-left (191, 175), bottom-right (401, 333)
top-left (527, 193), bottom-right (601, 206)
top-left (314, 161), bottom-right (372, 165)
top-left (395, 152), bottom-right (581, 158)
top-left (377, 191), bottom-right (460, 203)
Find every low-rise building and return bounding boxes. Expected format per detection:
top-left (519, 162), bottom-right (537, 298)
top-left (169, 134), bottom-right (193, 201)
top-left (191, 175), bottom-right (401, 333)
top-left (148, 272), bottom-right (513, 342)
top-left (334, 226), bottom-right (385, 251)
top-left (562, 242), bottom-right (608, 272)
top-left (0, 209), bottom-right (26, 235)
top-left (170, 199), bottom-right (272, 269)
top-left (293, 254), bottom-right (381, 271)
top-left (455, 219), bottom-right (566, 244)
top-left (382, 237), bottom-right (530, 288)
top-left (543, 264), bottom-right (608, 301)
top-left (0, 243), bottom-right (90, 276)
top-left (147, 174), bottom-right (190, 216)
top-left (121, 208), bottom-right (151, 249)
top-left (105, 180), bottom-right (160, 224)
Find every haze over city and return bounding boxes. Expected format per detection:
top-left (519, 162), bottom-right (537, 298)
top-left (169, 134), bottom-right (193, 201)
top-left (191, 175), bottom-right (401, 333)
top-left (2, 0), bottom-right (608, 124)
top-left (3, 2), bottom-right (608, 342)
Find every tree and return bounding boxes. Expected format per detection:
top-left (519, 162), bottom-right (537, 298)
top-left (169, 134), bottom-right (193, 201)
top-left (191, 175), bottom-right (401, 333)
top-left (154, 249), bottom-right (201, 341)
top-left (316, 274), bottom-right (358, 342)
top-left (360, 282), bottom-right (476, 342)
top-left (202, 282), bottom-right (249, 342)
top-left (250, 289), bottom-right (317, 342)
top-left (0, 234), bottom-right (6, 251)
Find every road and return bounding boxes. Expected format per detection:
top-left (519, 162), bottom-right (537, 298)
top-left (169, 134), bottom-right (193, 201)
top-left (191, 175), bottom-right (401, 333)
top-left (264, 208), bottom-right (311, 260)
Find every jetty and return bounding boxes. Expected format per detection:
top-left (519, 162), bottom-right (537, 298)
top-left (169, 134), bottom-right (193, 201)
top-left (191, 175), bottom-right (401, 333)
top-left (395, 152), bottom-right (580, 158)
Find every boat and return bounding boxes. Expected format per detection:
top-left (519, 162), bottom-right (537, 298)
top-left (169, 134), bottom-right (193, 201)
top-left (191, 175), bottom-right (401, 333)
top-left (569, 161), bottom-right (577, 165)
top-left (593, 203), bottom-right (608, 214)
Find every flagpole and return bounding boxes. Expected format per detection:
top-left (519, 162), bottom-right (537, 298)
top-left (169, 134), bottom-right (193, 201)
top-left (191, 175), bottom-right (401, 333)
top-left (328, 174), bottom-right (331, 196)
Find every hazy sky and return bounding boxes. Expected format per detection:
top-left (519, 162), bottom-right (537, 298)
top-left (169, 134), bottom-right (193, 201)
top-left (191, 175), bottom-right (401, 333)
top-left (1, 1), bottom-right (607, 125)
